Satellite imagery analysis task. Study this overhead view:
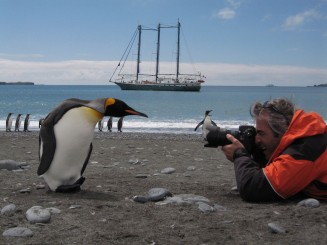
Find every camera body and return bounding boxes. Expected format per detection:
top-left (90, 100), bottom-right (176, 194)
top-left (205, 125), bottom-right (256, 154)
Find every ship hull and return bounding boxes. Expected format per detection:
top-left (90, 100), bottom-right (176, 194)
top-left (115, 82), bottom-right (201, 92)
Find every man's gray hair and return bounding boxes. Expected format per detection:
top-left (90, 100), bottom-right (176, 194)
top-left (250, 98), bottom-right (296, 136)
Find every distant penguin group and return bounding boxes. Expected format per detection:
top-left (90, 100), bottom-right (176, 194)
top-left (38, 97), bottom-right (148, 192)
top-left (97, 116), bottom-right (124, 132)
top-left (6, 113), bottom-right (31, 132)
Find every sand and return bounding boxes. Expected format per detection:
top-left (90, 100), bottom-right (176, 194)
top-left (0, 131), bottom-right (326, 244)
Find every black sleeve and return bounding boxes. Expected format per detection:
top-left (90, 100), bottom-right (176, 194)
top-left (233, 148), bottom-right (283, 202)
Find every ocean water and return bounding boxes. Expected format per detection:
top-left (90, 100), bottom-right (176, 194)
top-left (0, 85), bottom-right (326, 134)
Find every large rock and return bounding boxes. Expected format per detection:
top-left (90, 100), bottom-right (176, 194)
top-left (26, 206), bottom-right (51, 224)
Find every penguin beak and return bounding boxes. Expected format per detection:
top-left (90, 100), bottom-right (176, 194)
top-left (125, 109), bottom-right (148, 118)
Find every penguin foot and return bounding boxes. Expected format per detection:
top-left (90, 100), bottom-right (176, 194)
top-left (55, 176), bottom-right (86, 193)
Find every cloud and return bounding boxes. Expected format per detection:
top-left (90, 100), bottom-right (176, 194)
top-left (199, 63), bottom-right (327, 86)
top-left (213, 0), bottom-right (243, 21)
top-left (213, 7), bottom-right (236, 20)
top-left (282, 9), bottom-right (320, 30)
top-left (0, 59), bottom-right (326, 87)
top-left (226, 0), bottom-right (242, 9)
top-left (0, 59), bottom-right (115, 85)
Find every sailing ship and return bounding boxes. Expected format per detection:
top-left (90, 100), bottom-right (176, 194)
top-left (109, 21), bottom-right (205, 92)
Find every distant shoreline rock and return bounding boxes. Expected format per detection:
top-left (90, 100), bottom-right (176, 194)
top-left (0, 82), bottom-right (34, 85)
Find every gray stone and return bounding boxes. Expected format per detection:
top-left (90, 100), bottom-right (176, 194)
top-left (3, 227), bottom-right (33, 237)
top-left (161, 167), bottom-right (176, 174)
top-left (0, 159), bottom-right (28, 171)
top-left (297, 198), bottom-right (320, 208)
top-left (132, 195), bottom-right (149, 203)
top-left (198, 202), bottom-right (216, 213)
top-left (26, 206), bottom-right (51, 224)
top-left (69, 205), bottom-right (81, 209)
top-left (128, 159), bottom-right (141, 165)
top-left (155, 194), bottom-right (221, 213)
top-left (20, 188), bottom-right (31, 194)
top-left (133, 188), bottom-right (172, 203)
top-left (157, 194), bottom-right (210, 205)
top-left (135, 174), bottom-right (148, 179)
top-left (146, 188), bottom-right (172, 202)
top-left (1, 204), bottom-right (16, 216)
top-left (268, 222), bottom-right (287, 234)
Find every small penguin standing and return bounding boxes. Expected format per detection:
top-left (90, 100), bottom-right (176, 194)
top-left (23, 114), bottom-right (30, 132)
top-left (107, 116), bottom-right (113, 132)
top-left (98, 119), bottom-right (104, 132)
top-left (194, 110), bottom-right (217, 140)
top-left (15, 114), bottom-right (22, 132)
top-left (6, 113), bottom-right (13, 132)
top-left (38, 97), bottom-right (148, 192)
top-left (117, 117), bottom-right (124, 132)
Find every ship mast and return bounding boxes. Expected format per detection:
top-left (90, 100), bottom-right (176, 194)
top-left (136, 25), bottom-right (142, 83)
top-left (176, 21), bottom-right (181, 82)
top-left (155, 23), bottom-right (161, 83)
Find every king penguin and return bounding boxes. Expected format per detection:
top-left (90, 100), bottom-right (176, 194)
top-left (6, 113), bottom-right (13, 132)
top-left (23, 114), bottom-right (30, 132)
top-left (15, 114), bottom-right (22, 132)
top-left (98, 119), bottom-right (104, 132)
top-left (194, 110), bottom-right (217, 140)
top-left (117, 117), bottom-right (124, 132)
top-left (107, 116), bottom-right (113, 132)
top-left (38, 97), bottom-right (148, 192)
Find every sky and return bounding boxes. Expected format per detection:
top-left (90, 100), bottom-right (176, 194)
top-left (0, 0), bottom-right (326, 86)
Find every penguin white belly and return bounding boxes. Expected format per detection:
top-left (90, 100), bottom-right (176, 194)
top-left (7, 118), bottom-right (13, 130)
top-left (202, 116), bottom-right (212, 138)
top-left (42, 107), bottom-right (101, 191)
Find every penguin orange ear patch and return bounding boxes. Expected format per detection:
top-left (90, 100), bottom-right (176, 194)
top-left (105, 98), bottom-right (116, 107)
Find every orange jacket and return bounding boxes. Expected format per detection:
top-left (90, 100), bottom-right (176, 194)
top-left (233, 110), bottom-right (327, 202)
top-left (263, 110), bottom-right (327, 199)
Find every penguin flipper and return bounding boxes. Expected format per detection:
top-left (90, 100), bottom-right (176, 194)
top-left (38, 121), bottom-right (56, 175)
top-left (194, 120), bottom-right (204, 131)
top-left (55, 176), bottom-right (86, 193)
top-left (81, 143), bottom-right (93, 175)
top-left (211, 120), bottom-right (217, 127)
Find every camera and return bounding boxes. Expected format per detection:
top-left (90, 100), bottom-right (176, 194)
top-left (205, 125), bottom-right (256, 154)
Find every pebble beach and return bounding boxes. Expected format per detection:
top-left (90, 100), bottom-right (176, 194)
top-left (0, 131), bottom-right (326, 244)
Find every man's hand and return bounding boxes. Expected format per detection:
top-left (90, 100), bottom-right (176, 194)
top-left (221, 134), bottom-right (245, 161)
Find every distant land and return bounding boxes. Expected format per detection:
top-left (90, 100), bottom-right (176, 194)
top-left (312, 83), bottom-right (327, 87)
top-left (0, 82), bottom-right (34, 85)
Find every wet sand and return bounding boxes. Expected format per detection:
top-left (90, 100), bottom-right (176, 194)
top-left (0, 131), bottom-right (326, 244)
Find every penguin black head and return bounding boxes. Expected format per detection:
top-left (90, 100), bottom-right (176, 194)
top-left (104, 98), bottom-right (148, 118)
top-left (205, 110), bottom-right (212, 116)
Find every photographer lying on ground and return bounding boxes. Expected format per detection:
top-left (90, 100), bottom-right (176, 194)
top-left (221, 98), bottom-right (327, 202)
